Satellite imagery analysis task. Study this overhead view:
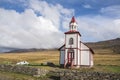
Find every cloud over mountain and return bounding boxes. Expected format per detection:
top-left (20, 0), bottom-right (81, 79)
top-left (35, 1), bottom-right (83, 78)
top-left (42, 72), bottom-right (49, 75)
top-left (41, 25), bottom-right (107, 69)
top-left (0, 0), bottom-right (73, 48)
top-left (0, 0), bottom-right (120, 49)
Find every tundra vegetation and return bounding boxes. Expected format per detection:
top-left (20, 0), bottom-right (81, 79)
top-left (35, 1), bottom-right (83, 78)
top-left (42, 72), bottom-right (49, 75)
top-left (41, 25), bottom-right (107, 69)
top-left (0, 50), bottom-right (120, 80)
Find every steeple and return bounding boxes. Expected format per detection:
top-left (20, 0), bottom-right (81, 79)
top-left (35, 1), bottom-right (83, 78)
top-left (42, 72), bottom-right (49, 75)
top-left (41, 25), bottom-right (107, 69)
top-left (69, 16), bottom-right (78, 31)
top-left (70, 16), bottom-right (76, 23)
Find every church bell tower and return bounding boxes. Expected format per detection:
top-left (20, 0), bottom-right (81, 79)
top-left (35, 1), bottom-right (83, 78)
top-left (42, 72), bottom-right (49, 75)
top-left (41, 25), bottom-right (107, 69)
top-left (69, 16), bottom-right (78, 31)
top-left (64, 16), bottom-right (81, 68)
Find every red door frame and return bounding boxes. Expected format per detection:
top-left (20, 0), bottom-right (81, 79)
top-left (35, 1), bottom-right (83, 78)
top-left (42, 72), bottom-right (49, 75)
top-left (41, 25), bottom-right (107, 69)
top-left (67, 51), bottom-right (74, 64)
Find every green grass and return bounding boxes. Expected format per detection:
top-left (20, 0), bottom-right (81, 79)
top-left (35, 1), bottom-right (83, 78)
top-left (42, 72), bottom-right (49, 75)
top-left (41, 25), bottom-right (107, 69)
top-left (103, 65), bottom-right (120, 73)
top-left (0, 71), bottom-right (38, 80)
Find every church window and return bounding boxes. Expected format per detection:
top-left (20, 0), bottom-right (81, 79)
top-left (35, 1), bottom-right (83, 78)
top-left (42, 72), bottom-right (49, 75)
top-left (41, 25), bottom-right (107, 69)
top-left (74, 26), bottom-right (76, 29)
top-left (71, 25), bottom-right (73, 30)
top-left (69, 38), bottom-right (73, 45)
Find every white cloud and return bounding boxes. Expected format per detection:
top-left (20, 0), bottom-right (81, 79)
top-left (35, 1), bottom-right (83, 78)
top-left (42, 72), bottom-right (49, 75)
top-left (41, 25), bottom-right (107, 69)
top-left (29, 0), bottom-right (74, 28)
top-left (83, 4), bottom-right (92, 9)
top-left (73, 5), bottom-right (120, 42)
top-left (114, 19), bottom-right (120, 25)
top-left (0, 0), bottom-right (74, 49)
top-left (0, 0), bottom-right (120, 49)
top-left (100, 5), bottom-right (120, 18)
top-left (77, 15), bottom-right (120, 42)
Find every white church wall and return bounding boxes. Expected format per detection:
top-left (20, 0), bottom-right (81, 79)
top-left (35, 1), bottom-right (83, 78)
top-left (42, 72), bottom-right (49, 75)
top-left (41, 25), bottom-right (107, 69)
top-left (81, 42), bottom-right (89, 50)
top-left (74, 49), bottom-right (77, 65)
top-left (90, 52), bottom-right (94, 66)
top-left (60, 51), bottom-right (65, 64)
top-left (65, 49), bottom-right (68, 64)
top-left (77, 50), bottom-right (80, 65)
top-left (65, 34), bottom-right (77, 48)
top-left (78, 35), bottom-right (80, 48)
top-left (81, 51), bottom-right (90, 65)
top-left (91, 60), bottom-right (93, 66)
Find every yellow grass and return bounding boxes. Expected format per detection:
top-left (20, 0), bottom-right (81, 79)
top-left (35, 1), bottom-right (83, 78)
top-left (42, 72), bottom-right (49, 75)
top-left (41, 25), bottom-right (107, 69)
top-left (0, 50), bottom-right (120, 72)
top-left (0, 51), bottom-right (120, 66)
top-left (0, 50), bottom-right (59, 65)
top-left (94, 54), bottom-right (120, 66)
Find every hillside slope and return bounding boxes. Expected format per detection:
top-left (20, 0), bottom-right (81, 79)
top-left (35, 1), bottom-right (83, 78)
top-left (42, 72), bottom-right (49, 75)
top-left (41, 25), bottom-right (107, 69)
top-left (86, 38), bottom-right (120, 54)
top-left (0, 38), bottom-right (120, 54)
top-left (0, 47), bottom-right (19, 53)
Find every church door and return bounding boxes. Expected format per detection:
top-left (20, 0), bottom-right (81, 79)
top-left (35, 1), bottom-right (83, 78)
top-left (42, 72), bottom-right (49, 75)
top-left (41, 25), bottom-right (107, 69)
top-left (67, 49), bottom-right (74, 66)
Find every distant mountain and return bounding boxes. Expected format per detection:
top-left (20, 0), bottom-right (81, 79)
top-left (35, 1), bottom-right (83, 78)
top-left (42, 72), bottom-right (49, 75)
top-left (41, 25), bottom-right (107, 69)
top-left (0, 46), bottom-right (19, 53)
top-left (0, 38), bottom-right (120, 54)
top-left (86, 38), bottom-right (120, 54)
top-left (0, 46), bottom-right (57, 53)
top-left (7, 48), bottom-right (54, 53)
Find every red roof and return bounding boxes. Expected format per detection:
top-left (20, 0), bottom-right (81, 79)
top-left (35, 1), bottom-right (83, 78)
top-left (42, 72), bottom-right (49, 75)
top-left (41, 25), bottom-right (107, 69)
top-left (70, 16), bottom-right (76, 23)
top-left (64, 31), bottom-right (81, 36)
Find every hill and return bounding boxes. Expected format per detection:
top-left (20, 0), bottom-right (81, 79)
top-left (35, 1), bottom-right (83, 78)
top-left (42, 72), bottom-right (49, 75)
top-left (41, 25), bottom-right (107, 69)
top-left (0, 46), bottom-right (19, 53)
top-left (0, 38), bottom-right (120, 54)
top-left (86, 38), bottom-right (120, 54)
top-left (6, 48), bottom-right (57, 53)
top-left (0, 46), bottom-right (57, 53)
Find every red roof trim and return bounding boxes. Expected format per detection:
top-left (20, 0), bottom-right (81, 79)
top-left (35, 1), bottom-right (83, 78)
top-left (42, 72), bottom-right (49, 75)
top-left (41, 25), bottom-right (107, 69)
top-left (59, 42), bottom-right (94, 54)
top-left (64, 31), bottom-right (81, 36)
top-left (58, 44), bottom-right (65, 50)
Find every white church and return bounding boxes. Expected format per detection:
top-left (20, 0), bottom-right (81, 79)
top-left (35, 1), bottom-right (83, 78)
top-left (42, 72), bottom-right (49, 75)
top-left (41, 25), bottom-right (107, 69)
top-left (59, 16), bottom-right (94, 68)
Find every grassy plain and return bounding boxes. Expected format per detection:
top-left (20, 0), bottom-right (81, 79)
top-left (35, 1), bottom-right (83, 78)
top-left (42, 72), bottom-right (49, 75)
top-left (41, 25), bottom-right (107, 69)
top-left (0, 50), bottom-right (120, 73)
top-left (0, 50), bottom-right (59, 65)
top-left (0, 50), bottom-right (120, 79)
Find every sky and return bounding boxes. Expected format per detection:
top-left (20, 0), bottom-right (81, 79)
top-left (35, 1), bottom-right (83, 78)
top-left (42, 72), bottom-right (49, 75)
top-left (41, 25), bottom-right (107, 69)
top-left (0, 0), bottom-right (120, 49)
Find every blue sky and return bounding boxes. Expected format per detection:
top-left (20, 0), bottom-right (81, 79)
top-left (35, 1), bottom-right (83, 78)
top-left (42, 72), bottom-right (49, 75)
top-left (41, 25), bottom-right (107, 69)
top-left (0, 0), bottom-right (120, 48)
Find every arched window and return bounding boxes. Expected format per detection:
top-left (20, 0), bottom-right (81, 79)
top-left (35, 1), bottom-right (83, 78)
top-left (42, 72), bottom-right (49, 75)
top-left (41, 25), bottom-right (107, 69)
top-left (69, 38), bottom-right (73, 45)
top-left (72, 25), bottom-right (73, 30)
top-left (74, 26), bottom-right (76, 29)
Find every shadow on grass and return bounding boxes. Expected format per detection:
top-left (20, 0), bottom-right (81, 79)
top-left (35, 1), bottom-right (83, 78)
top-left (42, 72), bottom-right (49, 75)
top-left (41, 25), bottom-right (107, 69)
top-left (28, 63), bottom-right (60, 68)
top-left (49, 76), bottom-right (60, 80)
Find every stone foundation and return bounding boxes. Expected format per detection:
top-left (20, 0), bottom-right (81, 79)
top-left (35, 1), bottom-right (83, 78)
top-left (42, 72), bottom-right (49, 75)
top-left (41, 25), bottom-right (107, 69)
top-left (0, 64), bottom-right (48, 77)
top-left (59, 70), bottom-right (120, 80)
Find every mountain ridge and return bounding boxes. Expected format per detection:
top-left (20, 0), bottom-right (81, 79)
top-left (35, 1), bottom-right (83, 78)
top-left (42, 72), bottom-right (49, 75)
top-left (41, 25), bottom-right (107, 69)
top-left (0, 38), bottom-right (120, 54)
top-left (85, 38), bottom-right (120, 54)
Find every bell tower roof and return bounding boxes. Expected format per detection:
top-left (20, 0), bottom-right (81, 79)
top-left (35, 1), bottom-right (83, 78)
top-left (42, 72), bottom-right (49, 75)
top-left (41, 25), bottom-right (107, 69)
top-left (70, 16), bottom-right (76, 23)
top-left (64, 16), bottom-right (81, 36)
top-left (69, 16), bottom-right (78, 31)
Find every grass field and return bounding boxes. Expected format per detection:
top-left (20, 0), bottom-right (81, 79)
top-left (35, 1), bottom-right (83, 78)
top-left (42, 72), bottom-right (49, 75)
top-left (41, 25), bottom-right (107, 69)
top-left (0, 50), bottom-right (59, 65)
top-left (0, 50), bottom-right (120, 73)
top-left (0, 50), bottom-right (120, 80)
top-left (93, 54), bottom-right (120, 73)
